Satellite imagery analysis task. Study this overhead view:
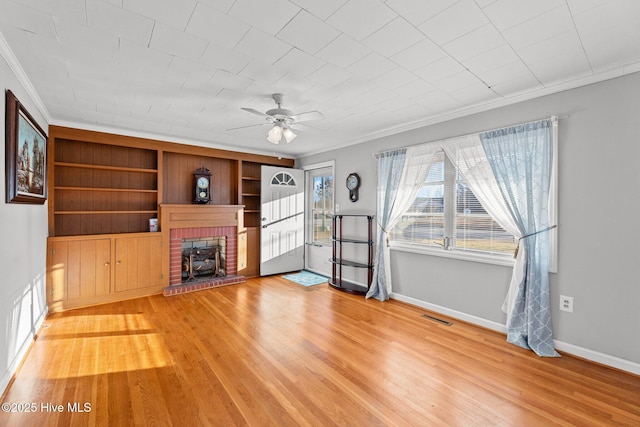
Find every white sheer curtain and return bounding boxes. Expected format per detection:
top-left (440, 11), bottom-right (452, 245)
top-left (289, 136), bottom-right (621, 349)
top-left (442, 135), bottom-right (527, 316)
top-left (443, 124), bottom-right (558, 357)
top-left (442, 135), bottom-right (520, 237)
top-left (480, 120), bottom-right (557, 357)
top-left (367, 145), bottom-right (437, 301)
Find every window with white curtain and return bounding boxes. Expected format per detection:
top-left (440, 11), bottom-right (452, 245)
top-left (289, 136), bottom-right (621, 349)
top-left (390, 150), bottom-right (517, 258)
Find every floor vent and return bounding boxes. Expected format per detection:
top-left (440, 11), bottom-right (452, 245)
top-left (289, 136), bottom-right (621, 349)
top-left (422, 314), bottom-right (453, 326)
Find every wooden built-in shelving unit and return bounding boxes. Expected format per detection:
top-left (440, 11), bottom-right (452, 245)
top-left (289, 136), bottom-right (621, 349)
top-left (46, 125), bottom-right (294, 310)
top-left (240, 161), bottom-right (261, 227)
top-left (238, 161), bottom-right (262, 277)
top-left (52, 138), bottom-right (159, 236)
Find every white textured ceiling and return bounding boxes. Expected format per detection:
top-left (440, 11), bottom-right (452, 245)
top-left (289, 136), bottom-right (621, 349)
top-left (1, 0), bottom-right (639, 157)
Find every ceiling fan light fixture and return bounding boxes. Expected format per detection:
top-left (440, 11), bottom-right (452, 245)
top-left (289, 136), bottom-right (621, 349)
top-left (239, 94), bottom-right (322, 144)
top-left (283, 127), bottom-right (297, 143)
top-left (267, 124), bottom-right (282, 144)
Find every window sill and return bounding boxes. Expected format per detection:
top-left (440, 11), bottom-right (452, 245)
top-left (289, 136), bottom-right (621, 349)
top-left (390, 242), bottom-right (515, 268)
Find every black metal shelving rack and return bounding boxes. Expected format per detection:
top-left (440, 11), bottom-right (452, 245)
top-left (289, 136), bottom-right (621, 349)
top-left (329, 214), bottom-right (374, 295)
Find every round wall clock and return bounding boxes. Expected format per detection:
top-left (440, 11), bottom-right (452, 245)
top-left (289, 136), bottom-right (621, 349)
top-left (194, 167), bottom-right (211, 204)
top-left (346, 172), bottom-right (361, 202)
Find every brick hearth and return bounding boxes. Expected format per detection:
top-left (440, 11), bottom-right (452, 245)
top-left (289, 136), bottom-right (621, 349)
top-left (163, 275), bottom-right (247, 296)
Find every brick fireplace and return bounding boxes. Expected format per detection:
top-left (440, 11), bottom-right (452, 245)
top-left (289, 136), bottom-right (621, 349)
top-left (160, 204), bottom-right (246, 296)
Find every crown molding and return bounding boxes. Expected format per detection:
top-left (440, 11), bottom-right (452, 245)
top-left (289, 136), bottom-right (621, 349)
top-left (0, 30), bottom-right (52, 124)
top-left (301, 64), bottom-right (640, 158)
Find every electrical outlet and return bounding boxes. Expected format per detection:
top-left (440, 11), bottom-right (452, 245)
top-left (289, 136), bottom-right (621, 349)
top-left (560, 295), bottom-right (574, 313)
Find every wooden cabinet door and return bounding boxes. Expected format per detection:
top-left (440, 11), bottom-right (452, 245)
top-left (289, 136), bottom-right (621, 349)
top-left (47, 238), bottom-right (111, 304)
top-left (114, 234), bottom-right (163, 292)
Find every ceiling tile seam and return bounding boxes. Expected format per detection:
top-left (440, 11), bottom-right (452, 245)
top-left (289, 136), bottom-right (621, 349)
top-left (49, 11), bottom-right (62, 44)
top-left (386, 42), bottom-right (444, 76)
top-left (147, 20), bottom-right (155, 48)
top-left (473, 3), bottom-right (545, 90)
top-left (183, 2), bottom-right (200, 32)
top-left (230, 25), bottom-right (253, 55)
top-left (564, 3), bottom-right (594, 75)
top-left (315, 34), bottom-right (372, 70)
top-left (379, 5), bottom-right (483, 83)
top-left (483, 0), bottom-right (566, 33)
top-left (385, 0), bottom-right (459, 29)
top-left (360, 15), bottom-right (413, 52)
top-left (274, 8), bottom-right (303, 39)
top-left (500, 4), bottom-right (577, 52)
top-left (323, 0), bottom-right (350, 23)
top-left (274, 9), bottom-right (341, 57)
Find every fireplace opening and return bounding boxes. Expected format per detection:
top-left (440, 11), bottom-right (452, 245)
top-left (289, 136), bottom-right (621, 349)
top-left (181, 236), bottom-right (226, 283)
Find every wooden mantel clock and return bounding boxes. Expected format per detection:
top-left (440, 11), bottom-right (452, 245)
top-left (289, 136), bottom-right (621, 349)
top-left (194, 167), bottom-right (211, 204)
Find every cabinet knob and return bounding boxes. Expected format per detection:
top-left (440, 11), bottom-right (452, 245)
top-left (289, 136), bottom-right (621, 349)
top-left (104, 262), bottom-right (110, 266)
top-left (116, 260), bottom-right (121, 265)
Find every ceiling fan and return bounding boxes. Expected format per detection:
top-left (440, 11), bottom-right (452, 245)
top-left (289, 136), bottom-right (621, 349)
top-left (232, 94), bottom-right (325, 144)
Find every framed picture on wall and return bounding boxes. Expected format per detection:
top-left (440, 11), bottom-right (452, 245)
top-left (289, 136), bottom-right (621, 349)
top-left (5, 89), bottom-right (48, 204)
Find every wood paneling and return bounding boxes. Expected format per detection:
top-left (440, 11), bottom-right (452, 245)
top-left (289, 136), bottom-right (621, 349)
top-left (52, 138), bottom-right (159, 236)
top-left (48, 129), bottom-right (294, 235)
top-left (49, 125), bottom-right (296, 165)
top-left (162, 152), bottom-right (236, 205)
top-left (243, 226), bottom-right (260, 277)
top-left (3, 277), bottom-right (639, 426)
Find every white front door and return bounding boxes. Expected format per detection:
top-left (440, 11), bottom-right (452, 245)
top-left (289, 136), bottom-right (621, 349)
top-left (304, 165), bottom-right (334, 277)
top-left (260, 166), bottom-right (305, 276)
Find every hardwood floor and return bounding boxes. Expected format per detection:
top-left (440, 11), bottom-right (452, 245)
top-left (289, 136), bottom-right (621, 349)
top-left (1, 276), bottom-right (639, 426)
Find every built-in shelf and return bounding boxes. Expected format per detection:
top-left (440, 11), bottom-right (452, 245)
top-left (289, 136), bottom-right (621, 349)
top-left (55, 187), bottom-right (158, 193)
top-left (52, 139), bottom-right (159, 236)
top-left (240, 161), bottom-right (262, 229)
top-left (55, 210), bottom-right (158, 215)
top-left (54, 161), bottom-right (158, 174)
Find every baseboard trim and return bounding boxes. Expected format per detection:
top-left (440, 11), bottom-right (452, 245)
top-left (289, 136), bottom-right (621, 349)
top-left (390, 293), bottom-right (507, 334)
top-left (553, 341), bottom-right (640, 376)
top-left (390, 293), bottom-right (640, 377)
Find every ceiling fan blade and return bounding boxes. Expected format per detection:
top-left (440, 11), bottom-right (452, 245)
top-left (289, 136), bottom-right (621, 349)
top-left (241, 107), bottom-right (272, 119)
top-left (293, 110), bottom-right (325, 123)
top-left (290, 122), bottom-right (317, 130)
top-left (226, 122), bottom-right (271, 131)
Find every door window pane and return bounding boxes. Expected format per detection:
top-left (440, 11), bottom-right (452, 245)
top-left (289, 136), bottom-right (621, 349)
top-left (312, 175), bottom-right (333, 245)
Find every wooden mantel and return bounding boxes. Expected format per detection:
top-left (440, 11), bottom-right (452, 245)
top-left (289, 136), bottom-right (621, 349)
top-left (159, 204), bottom-right (245, 231)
